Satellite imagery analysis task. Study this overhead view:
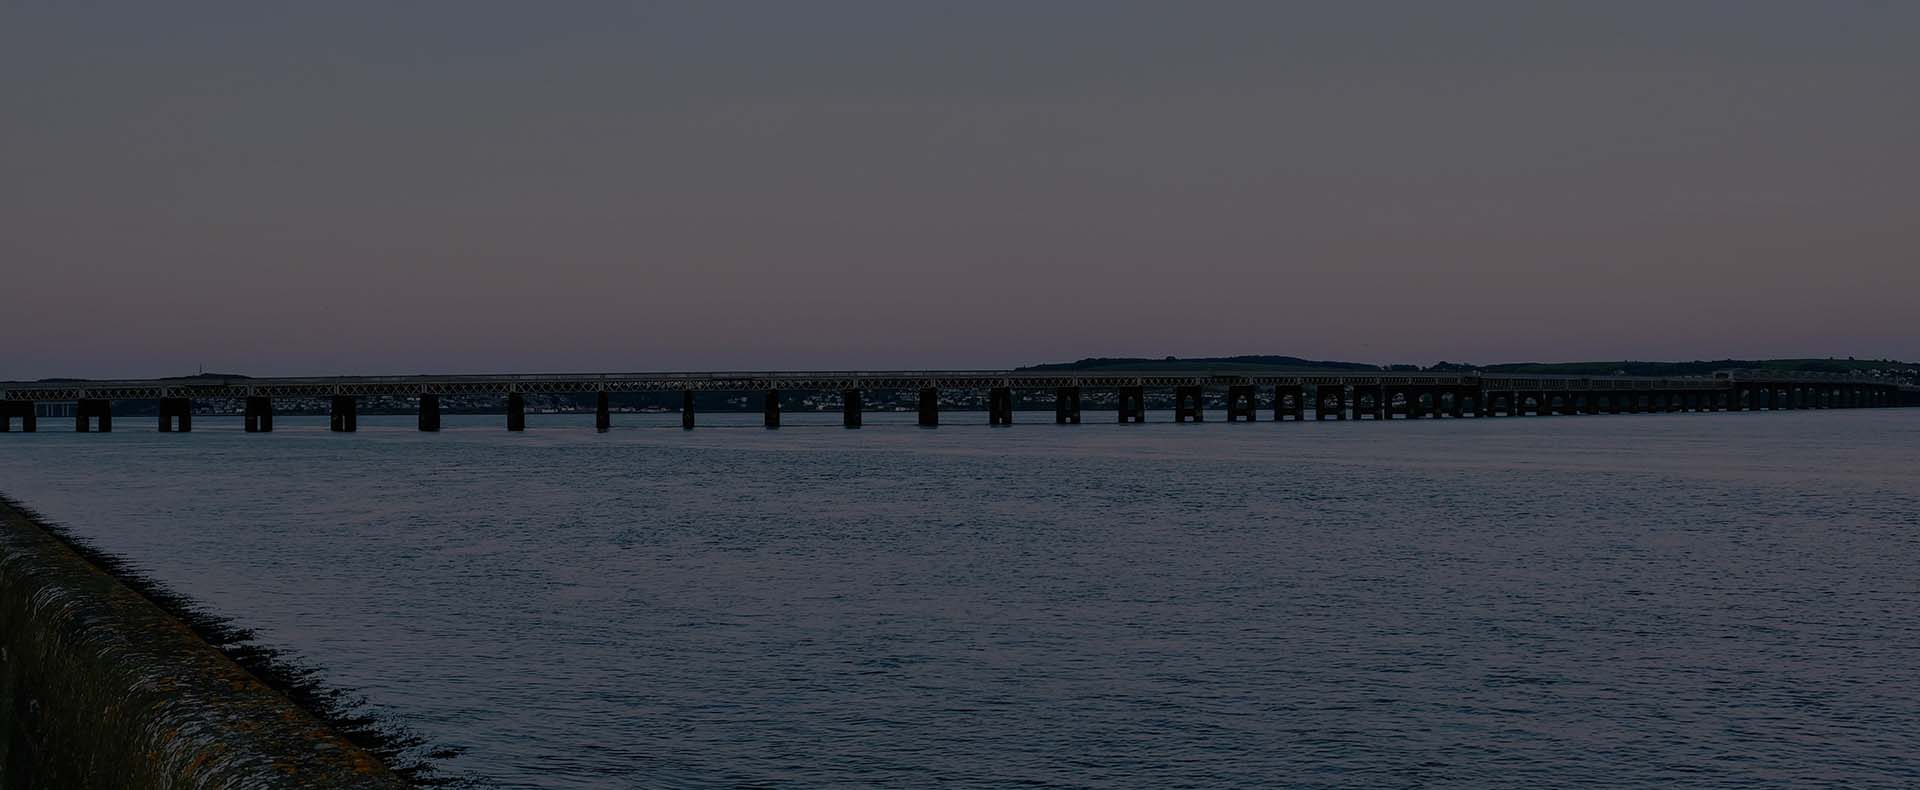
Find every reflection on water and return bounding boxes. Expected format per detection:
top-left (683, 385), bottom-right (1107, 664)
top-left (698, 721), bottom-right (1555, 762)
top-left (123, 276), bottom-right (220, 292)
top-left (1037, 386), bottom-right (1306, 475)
top-left (2, 410), bottom-right (1919, 788)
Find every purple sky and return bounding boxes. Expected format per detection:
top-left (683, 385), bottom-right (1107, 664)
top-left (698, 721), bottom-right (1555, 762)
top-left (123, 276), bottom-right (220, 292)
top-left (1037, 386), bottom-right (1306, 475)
top-left (3, 2), bottom-right (1916, 379)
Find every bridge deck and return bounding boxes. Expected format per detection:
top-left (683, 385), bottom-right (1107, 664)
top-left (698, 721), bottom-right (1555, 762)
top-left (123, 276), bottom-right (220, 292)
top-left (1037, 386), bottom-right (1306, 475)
top-left (2, 369), bottom-right (1908, 401)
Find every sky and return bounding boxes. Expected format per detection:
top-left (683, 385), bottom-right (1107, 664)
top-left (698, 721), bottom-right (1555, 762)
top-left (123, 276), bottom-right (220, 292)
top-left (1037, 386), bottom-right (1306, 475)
top-left (3, 2), bottom-right (1916, 378)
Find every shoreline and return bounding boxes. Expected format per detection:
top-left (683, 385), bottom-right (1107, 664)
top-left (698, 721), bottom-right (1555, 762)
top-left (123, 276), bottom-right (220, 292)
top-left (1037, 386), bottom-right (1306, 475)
top-left (0, 493), bottom-right (456, 787)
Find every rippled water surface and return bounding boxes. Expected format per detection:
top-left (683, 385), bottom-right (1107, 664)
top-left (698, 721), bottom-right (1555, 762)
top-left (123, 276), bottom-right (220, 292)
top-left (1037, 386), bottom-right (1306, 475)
top-left (2, 409), bottom-right (1918, 788)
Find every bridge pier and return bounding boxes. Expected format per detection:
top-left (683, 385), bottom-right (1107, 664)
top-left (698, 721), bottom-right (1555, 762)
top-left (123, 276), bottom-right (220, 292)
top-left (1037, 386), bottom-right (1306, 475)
top-left (1174, 386), bottom-right (1204, 422)
top-left (1451, 388), bottom-right (1469, 417)
top-left (679, 391), bottom-right (695, 430)
top-left (989, 387), bottom-right (1013, 426)
top-left (507, 393), bottom-right (527, 431)
top-left (71, 399), bottom-right (111, 432)
top-left (1225, 385), bottom-right (1256, 422)
top-left (762, 390), bottom-right (779, 429)
top-left (842, 389), bottom-right (862, 428)
top-left (1578, 393), bottom-right (1600, 415)
top-left (599, 392), bottom-right (614, 432)
top-left (1409, 388), bottom-right (1430, 418)
top-left (244, 396), bottom-right (273, 432)
top-left (418, 394), bottom-right (440, 432)
top-left (1118, 386), bottom-right (1146, 423)
top-left (1276, 385), bottom-right (1306, 421)
top-left (1356, 387), bottom-right (1376, 419)
top-left (75, 401), bottom-right (111, 432)
top-left (157, 398), bottom-right (192, 432)
top-left (328, 396), bottom-right (356, 432)
top-left (0, 401), bottom-right (33, 432)
top-left (918, 388), bottom-right (939, 427)
top-left (1316, 385), bottom-right (1345, 420)
top-left (1055, 387), bottom-right (1081, 424)
top-left (1382, 387), bottom-right (1408, 419)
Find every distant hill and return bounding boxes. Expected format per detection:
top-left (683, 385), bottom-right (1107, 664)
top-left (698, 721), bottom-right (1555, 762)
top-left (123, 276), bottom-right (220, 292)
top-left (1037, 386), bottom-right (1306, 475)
top-left (1020, 355), bottom-right (1382, 372)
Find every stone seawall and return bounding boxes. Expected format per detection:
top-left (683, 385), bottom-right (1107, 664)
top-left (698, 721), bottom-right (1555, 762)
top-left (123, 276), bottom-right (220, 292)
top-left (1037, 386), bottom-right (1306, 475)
top-left (0, 500), bottom-right (407, 788)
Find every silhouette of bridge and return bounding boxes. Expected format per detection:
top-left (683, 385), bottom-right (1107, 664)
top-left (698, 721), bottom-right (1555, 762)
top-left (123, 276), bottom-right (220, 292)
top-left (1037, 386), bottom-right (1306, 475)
top-left (1, 370), bottom-right (1913, 432)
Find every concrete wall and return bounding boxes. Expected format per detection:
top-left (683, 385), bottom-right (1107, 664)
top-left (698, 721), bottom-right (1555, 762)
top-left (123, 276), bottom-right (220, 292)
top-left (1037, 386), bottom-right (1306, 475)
top-left (0, 502), bottom-right (406, 789)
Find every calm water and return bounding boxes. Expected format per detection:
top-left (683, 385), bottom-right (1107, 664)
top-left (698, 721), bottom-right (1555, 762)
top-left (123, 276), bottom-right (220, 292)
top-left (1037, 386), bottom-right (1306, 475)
top-left (2, 409), bottom-right (1918, 788)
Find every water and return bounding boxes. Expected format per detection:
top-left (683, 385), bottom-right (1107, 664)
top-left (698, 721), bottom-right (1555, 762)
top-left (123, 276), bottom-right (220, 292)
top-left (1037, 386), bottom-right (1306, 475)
top-left (2, 409), bottom-right (1918, 788)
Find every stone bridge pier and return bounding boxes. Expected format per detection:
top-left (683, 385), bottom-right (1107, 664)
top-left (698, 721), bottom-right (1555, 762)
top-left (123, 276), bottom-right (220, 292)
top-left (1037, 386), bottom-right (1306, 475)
top-left (244, 396), bottom-right (273, 432)
top-left (1117, 386), bottom-right (1146, 423)
top-left (1055, 386), bottom-right (1081, 424)
top-left (1225, 385), bottom-right (1256, 422)
top-left (328, 396), bottom-right (356, 432)
top-left (989, 387), bottom-right (1014, 426)
top-left (842, 389), bottom-right (862, 428)
top-left (1316, 385), bottom-right (1345, 420)
top-left (418, 394), bottom-right (441, 432)
top-left (75, 399), bottom-right (111, 432)
top-left (507, 392), bottom-right (528, 431)
top-left (1275, 385), bottom-right (1306, 421)
top-left (157, 398), bottom-right (192, 432)
top-left (918, 387), bottom-right (939, 427)
top-left (1174, 385), bottom-right (1204, 423)
top-left (1, 401), bottom-right (36, 432)
top-left (1352, 385), bottom-right (1383, 420)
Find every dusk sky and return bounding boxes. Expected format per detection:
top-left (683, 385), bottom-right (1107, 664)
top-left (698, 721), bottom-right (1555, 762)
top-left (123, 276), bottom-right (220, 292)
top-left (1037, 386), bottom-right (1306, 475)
top-left (3, 2), bottom-right (1916, 379)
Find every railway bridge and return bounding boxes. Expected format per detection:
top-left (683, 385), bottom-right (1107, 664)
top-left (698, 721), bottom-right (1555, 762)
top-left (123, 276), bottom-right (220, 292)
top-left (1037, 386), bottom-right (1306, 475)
top-left (0, 369), bottom-right (1913, 433)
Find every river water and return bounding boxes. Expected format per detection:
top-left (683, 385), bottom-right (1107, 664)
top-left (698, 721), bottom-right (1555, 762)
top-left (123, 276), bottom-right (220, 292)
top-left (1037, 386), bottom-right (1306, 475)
top-left (1, 409), bottom-right (1917, 788)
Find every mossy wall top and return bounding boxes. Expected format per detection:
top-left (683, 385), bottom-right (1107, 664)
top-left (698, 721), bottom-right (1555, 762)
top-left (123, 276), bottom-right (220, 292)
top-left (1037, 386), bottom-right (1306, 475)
top-left (0, 501), bottom-right (405, 789)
